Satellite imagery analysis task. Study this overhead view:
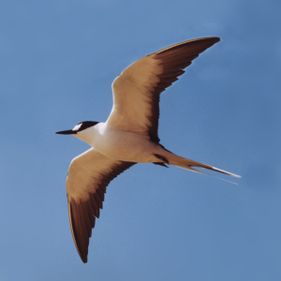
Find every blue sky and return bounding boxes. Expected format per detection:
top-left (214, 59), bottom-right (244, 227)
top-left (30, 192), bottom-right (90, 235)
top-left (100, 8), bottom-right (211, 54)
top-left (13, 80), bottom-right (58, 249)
top-left (0, 0), bottom-right (280, 280)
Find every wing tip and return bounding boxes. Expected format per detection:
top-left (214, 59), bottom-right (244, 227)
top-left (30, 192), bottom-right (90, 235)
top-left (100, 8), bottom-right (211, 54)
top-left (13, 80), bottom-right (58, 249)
top-left (191, 36), bottom-right (221, 46)
top-left (208, 36), bottom-right (220, 42)
top-left (68, 199), bottom-right (90, 264)
top-left (152, 36), bottom-right (221, 57)
top-left (81, 255), bottom-right (88, 263)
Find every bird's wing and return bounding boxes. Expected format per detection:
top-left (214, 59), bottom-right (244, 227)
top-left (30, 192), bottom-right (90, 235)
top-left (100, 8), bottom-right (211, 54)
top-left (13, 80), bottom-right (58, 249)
top-left (66, 148), bottom-right (134, 263)
top-left (107, 37), bottom-right (220, 143)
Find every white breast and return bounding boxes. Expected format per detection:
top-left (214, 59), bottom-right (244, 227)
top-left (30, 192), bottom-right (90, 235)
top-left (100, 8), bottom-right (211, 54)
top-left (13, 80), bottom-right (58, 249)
top-left (76, 122), bottom-right (158, 162)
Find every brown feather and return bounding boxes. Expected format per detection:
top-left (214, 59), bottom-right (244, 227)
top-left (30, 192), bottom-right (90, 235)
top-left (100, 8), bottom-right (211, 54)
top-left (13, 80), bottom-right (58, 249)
top-left (108, 37), bottom-right (220, 143)
top-left (67, 150), bottom-right (134, 263)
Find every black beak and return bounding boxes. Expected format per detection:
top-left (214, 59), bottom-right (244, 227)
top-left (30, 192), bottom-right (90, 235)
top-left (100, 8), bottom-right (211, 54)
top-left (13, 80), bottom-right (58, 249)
top-left (56, 129), bottom-right (76, 135)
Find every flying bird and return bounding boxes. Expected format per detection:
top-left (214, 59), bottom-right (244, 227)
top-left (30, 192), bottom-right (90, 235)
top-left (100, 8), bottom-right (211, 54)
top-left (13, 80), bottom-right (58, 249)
top-left (56, 36), bottom-right (240, 263)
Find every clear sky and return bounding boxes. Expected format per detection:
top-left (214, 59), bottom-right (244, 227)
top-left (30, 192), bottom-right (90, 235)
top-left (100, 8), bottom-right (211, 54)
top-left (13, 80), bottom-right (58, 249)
top-left (0, 0), bottom-right (280, 280)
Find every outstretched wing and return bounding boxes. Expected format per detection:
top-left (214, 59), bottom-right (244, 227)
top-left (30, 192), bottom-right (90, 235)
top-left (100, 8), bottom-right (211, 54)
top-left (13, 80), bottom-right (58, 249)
top-left (107, 37), bottom-right (220, 143)
top-left (66, 148), bottom-right (134, 263)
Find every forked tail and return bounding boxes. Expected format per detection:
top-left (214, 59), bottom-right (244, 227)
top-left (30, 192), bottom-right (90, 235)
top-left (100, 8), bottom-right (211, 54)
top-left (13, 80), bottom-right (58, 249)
top-left (157, 150), bottom-right (240, 178)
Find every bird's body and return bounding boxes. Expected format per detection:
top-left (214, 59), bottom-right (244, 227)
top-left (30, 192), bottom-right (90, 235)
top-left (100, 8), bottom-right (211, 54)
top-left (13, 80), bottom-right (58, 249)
top-left (57, 36), bottom-right (240, 263)
top-left (77, 122), bottom-right (160, 163)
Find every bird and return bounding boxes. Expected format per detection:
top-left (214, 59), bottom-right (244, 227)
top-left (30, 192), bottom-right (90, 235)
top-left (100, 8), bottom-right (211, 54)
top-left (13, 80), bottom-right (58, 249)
top-left (56, 36), bottom-right (240, 263)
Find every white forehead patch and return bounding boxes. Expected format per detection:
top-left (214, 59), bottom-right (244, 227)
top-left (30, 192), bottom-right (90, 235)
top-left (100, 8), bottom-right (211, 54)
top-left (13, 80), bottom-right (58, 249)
top-left (73, 123), bottom-right (82, 131)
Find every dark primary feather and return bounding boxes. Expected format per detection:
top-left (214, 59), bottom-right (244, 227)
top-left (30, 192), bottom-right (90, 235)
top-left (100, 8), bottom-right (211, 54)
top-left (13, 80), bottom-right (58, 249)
top-left (67, 161), bottom-right (134, 263)
top-left (109, 37), bottom-right (220, 144)
top-left (147, 37), bottom-right (220, 143)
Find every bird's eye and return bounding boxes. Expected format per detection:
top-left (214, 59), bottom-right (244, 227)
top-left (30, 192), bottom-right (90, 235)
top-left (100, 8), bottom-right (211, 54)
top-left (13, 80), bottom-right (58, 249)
top-left (73, 124), bottom-right (82, 131)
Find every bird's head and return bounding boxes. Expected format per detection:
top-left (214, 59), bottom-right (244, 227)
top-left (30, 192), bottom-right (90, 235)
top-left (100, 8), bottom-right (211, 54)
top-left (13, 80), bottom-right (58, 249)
top-left (56, 121), bottom-right (99, 142)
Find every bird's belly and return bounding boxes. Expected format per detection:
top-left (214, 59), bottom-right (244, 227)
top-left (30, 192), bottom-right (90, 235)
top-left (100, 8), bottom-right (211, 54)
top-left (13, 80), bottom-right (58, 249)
top-left (92, 131), bottom-right (157, 162)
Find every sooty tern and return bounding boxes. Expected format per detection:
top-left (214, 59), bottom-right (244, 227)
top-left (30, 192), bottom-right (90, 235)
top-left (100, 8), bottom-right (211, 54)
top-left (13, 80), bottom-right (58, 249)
top-left (56, 37), bottom-right (240, 263)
